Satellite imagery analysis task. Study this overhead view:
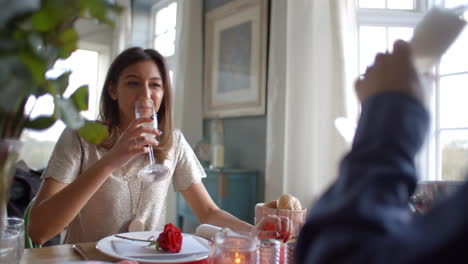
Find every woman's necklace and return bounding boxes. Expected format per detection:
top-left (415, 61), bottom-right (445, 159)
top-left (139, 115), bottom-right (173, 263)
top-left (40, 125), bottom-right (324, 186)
top-left (124, 165), bottom-right (145, 232)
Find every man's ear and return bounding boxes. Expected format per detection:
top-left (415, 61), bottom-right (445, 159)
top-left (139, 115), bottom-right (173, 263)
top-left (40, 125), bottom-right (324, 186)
top-left (107, 83), bottom-right (118, 100)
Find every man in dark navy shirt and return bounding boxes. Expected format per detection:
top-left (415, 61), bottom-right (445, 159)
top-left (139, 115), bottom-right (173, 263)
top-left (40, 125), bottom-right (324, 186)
top-left (296, 40), bottom-right (468, 263)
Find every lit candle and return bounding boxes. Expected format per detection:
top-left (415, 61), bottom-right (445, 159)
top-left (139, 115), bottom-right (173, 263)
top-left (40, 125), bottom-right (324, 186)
top-left (234, 252), bottom-right (242, 264)
top-left (214, 250), bottom-right (256, 264)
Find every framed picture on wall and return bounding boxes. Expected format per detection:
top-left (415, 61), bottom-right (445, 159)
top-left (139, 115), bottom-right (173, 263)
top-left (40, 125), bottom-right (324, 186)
top-left (204, 0), bottom-right (268, 118)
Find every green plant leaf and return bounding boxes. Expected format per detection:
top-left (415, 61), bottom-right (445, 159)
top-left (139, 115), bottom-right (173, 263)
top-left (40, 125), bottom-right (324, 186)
top-left (0, 81), bottom-right (23, 113)
top-left (27, 32), bottom-right (45, 56)
top-left (58, 28), bottom-right (78, 58)
top-left (56, 97), bottom-right (84, 130)
top-left (30, 5), bottom-right (61, 32)
top-left (43, 45), bottom-right (60, 69)
top-left (0, 0), bottom-right (122, 139)
top-left (77, 120), bottom-right (109, 144)
top-left (25, 116), bottom-right (57, 130)
top-left (19, 49), bottom-right (46, 84)
top-left (70, 85), bottom-right (89, 111)
top-left (79, 0), bottom-right (122, 26)
top-left (79, 0), bottom-right (110, 24)
top-left (48, 71), bottom-right (71, 96)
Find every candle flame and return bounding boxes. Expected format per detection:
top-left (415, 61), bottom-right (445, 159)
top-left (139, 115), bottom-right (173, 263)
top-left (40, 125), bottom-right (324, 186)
top-left (234, 252), bottom-right (241, 264)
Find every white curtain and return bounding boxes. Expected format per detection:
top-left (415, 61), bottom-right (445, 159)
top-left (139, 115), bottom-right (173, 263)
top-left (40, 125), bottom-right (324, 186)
top-left (265, 0), bottom-right (358, 208)
top-left (172, 0), bottom-right (204, 147)
top-left (166, 0), bottom-right (204, 224)
top-left (112, 0), bottom-right (132, 59)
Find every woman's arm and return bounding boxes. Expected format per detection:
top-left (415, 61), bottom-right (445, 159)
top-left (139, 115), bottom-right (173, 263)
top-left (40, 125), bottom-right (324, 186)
top-left (180, 183), bottom-right (253, 232)
top-left (29, 156), bottom-right (116, 245)
top-left (181, 183), bottom-right (292, 241)
top-left (28, 156), bottom-right (113, 245)
top-left (29, 118), bottom-right (159, 245)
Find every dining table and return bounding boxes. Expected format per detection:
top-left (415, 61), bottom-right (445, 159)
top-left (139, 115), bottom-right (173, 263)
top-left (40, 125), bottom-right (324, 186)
top-left (20, 242), bottom-right (210, 264)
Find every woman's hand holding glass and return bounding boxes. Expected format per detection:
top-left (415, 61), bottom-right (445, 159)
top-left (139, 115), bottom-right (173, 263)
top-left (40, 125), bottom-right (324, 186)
top-left (255, 215), bottom-right (293, 242)
top-left (104, 117), bottom-right (160, 170)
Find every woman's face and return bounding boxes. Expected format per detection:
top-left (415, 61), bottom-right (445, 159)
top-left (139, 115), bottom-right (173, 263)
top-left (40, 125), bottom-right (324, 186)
top-left (108, 60), bottom-right (164, 129)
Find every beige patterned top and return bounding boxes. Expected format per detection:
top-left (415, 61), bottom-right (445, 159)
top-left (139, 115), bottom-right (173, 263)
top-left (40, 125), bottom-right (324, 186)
top-left (41, 128), bottom-right (206, 244)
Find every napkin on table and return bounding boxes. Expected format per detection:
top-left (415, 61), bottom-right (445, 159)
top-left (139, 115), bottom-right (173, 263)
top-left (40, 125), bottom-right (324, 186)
top-left (195, 224), bottom-right (224, 241)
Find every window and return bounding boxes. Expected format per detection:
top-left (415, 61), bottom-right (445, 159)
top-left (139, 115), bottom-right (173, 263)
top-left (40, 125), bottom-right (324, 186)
top-left (152, 0), bottom-right (177, 83)
top-left (20, 45), bottom-right (109, 170)
top-left (357, 0), bottom-right (468, 181)
top-left (436, 10), bottom-right (468, 181)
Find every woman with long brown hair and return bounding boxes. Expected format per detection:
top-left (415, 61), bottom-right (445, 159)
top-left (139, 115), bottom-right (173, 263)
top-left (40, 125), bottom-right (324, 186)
top-left (28, 47), bottom-right (291, 245)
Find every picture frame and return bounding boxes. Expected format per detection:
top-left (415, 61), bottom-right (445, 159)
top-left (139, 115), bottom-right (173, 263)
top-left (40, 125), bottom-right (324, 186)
top-left (204, 0), bottom-right (268, 118)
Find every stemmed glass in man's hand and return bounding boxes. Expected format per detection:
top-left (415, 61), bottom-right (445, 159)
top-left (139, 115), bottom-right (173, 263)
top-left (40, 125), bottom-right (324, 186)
top-left (134, 97), bottom-right (169, 182)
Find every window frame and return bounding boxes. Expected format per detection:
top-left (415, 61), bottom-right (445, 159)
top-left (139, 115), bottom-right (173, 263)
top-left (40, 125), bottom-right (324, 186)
top-left (78, 41), bottom-right (110, 119)
top-left (151, 0), bottom-right (177, 74)
top-left (355, 0), bottom-right (468, 181)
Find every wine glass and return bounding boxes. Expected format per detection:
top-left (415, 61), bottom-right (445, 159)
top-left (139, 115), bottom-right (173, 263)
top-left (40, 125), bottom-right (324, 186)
top-left (134, 97), bottom-right (169, 182)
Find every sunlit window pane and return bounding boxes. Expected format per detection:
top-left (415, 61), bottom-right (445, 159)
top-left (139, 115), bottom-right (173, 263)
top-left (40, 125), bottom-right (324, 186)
top-left (440, 74), bottom-right (468, 128)
top-left (29, 49), bottom-right (99, 124)
top-left (359, 26), bottom-right (387, 73)
top-left (155, 34), bottom-right (175, 57)
top-left (359, 0), bottom-right (385, 8)
top-left (155, 7), bottom-right (169, 35)
top-left (154, 1), bottom-right (177, 58)
top-left (440, 27), bottom-right (468, 75)
top-left (388, 0), bottom-right (414, 10)
top-left (444, 0), bottom-right (468, 8)
top-left (387, 27), bottom-right (414, 51)
top-left (167, 2), bottom-right (177, 29)
top-left (168, 28), bottom-right (176, 44)
top-left (440, 130), bottom-right (468, 181)
top-left (42, 49), bottom-right (99, 120)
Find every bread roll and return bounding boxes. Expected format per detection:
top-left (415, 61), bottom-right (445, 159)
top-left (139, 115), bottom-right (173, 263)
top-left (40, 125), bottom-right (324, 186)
top-left (278, 194), bottom-right (302, 210)
top-left (264, 199), bottom-right (278, 209)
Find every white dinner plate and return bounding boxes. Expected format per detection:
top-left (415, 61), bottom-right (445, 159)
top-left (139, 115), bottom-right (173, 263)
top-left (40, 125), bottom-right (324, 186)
top-left (96, 231), bottom-right (211, 263)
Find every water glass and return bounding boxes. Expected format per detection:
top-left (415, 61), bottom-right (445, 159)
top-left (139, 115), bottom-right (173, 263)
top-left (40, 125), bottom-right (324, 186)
top-left (284, 241), bottom-right (296, 264)
top-left (259, 239), bottom-right (280, 264)
top-left (0, 217), bottom-right (24, 264)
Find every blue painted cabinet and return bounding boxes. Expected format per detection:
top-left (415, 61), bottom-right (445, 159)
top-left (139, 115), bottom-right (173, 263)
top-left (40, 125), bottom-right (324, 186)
top-left (177, 168), bottom-right (258, 228)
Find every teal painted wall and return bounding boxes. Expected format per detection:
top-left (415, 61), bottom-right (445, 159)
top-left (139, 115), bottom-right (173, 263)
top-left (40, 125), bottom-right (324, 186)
top-left (203, 0), bottom-right (267, 202)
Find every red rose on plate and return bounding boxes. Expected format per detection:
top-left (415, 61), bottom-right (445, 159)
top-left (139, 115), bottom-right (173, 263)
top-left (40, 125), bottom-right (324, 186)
top-left (156, 223), bottom-right (183, 253)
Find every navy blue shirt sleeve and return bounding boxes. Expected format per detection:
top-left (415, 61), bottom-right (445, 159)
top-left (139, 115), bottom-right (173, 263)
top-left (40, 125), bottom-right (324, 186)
top-left (296, 92), bottom-right (432, 264)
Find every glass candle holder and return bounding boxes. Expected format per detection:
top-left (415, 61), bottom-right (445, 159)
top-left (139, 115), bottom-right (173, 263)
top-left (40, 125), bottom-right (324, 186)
top-left (213, 231), bottom-right (258, 264)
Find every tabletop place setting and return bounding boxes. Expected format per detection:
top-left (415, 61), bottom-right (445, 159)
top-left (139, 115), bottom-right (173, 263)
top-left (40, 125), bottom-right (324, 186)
top-left (13, 193), bottom-right (306, 264)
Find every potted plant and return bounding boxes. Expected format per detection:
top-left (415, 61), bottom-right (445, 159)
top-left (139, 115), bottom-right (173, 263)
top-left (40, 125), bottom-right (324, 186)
top-left (0, 0), bottom-right (121, 222)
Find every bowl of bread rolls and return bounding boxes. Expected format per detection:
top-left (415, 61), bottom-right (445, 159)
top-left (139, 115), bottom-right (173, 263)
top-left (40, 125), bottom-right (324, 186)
top-left (255, 194), bottom-right (307, 237)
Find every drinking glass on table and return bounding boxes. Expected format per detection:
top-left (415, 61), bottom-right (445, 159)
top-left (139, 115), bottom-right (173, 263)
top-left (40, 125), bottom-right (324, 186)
top-left (0, 217), bottom-right (24, 264)
top-left (134, 97), bottom-right (169, 182)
